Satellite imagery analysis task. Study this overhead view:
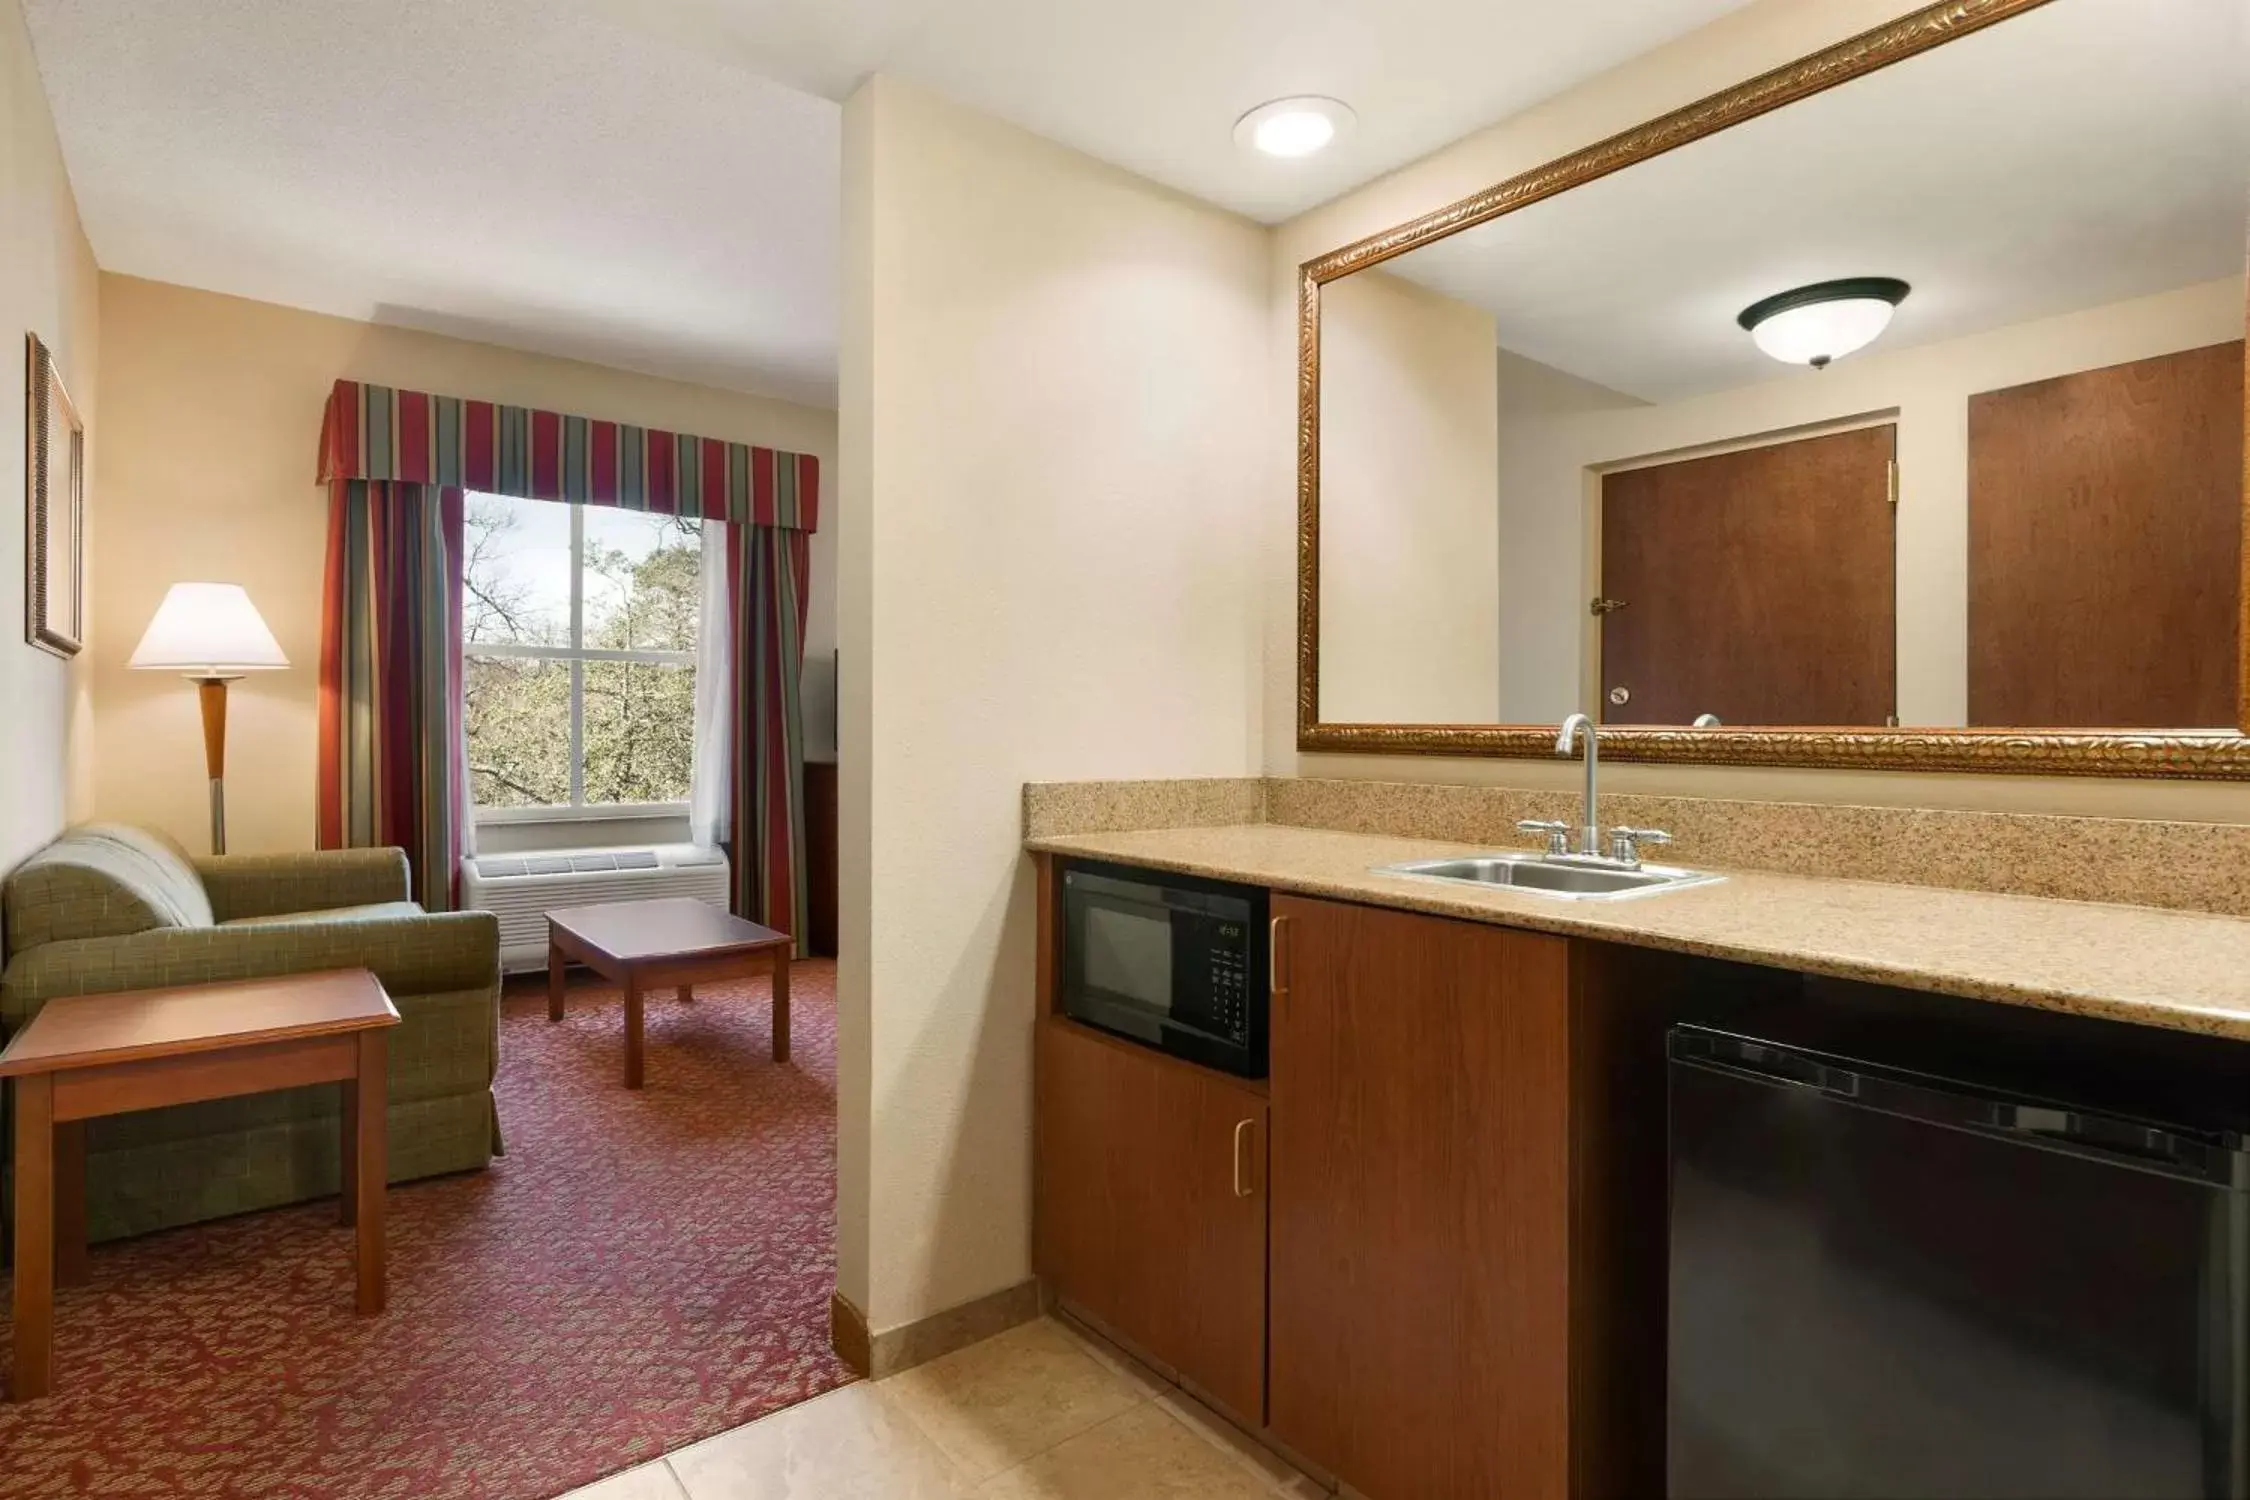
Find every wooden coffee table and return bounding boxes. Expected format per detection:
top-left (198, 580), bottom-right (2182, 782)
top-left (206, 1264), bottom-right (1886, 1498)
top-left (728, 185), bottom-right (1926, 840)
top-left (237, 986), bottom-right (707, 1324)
top-left (546, 898), bottom-right (793, 1089)
top-left (0, 968), bottom-right (399, 1402)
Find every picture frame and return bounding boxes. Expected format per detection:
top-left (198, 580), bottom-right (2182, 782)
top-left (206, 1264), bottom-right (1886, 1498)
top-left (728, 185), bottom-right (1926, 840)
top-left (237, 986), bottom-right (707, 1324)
top-left (25, 331), bottom-right (84, 659)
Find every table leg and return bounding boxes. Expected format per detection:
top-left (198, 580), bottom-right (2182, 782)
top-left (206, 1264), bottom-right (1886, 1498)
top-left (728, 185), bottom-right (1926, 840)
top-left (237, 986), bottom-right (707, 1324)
top-left (624, 974), bottom-right (645, 1089)
top-left (339, 1075), bottom-right (359, 1227)
top-left (547, 937), bottom-right (566, 1023)
top-left (353, 1032), bottom-right (387, 1316)
top-left (772, 949), bottom-right (792, 1064)
top-left (55, 1121), bottom-right (88, 1288)
top-left (678, 983), bottom-right (695, 1004)
top-left (11, 1073), bottom-right (55, 1401)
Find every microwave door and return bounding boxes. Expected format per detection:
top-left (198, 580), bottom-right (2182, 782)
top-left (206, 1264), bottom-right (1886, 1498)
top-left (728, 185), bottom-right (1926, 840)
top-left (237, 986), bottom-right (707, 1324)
top-left (1076, 895), bottom-right (1183, 1043)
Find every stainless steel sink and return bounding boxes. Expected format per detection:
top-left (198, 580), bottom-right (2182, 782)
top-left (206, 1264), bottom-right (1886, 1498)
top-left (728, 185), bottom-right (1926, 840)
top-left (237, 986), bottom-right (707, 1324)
top-left (1375, 852), bottom-right (1723, 901)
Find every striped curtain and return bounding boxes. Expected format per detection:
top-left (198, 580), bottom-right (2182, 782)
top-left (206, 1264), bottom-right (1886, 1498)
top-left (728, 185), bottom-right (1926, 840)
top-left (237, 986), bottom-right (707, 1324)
top-left (317, 481), bottom-right (466, 911)
top-left (730, 525), bottom-right (813, 947)
top-left (316, 380), bottom-right (819, 939)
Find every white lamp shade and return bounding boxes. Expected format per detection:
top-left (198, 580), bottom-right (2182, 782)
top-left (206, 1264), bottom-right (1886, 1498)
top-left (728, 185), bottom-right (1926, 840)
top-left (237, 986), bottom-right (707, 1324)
top-left (129, 583), bottom-right (289, 673)
top-left (1747, 297), bottom-right (1898, 366)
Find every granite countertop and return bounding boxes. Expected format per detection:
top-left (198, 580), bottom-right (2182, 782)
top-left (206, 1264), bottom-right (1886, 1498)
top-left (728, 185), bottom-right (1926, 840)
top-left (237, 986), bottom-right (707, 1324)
top-left (1026, 823), bottom-right (2250, 1043)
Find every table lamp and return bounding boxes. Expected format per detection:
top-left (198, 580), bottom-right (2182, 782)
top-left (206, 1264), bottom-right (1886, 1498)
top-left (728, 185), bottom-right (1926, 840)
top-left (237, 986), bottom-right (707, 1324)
top-left (128, 582), bottom-right (288, 853)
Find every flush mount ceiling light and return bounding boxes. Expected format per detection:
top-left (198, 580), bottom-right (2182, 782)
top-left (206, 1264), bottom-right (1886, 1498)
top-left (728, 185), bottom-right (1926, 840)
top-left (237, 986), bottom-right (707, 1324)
top-left (1737, 277), bottom-right (1911, 368)
top-left (1234, 96), bottom-right (1355, 158)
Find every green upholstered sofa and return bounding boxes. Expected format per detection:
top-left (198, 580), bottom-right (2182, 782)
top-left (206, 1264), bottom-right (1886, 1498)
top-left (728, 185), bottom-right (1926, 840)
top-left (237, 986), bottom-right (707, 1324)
top-left (1, 824), bottom-right (501, 1243)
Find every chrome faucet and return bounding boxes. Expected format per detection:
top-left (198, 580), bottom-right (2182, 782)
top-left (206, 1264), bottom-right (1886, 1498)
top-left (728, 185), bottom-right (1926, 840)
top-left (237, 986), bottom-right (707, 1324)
top-left (1518, 713), bottom-right (1677, 869)
top-left (1555, 712), bottom-right (1601, 858)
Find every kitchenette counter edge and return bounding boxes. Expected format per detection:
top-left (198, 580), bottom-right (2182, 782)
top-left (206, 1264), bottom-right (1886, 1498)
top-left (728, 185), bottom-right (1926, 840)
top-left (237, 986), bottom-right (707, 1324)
top-left (1025, 822), bottom-right (2250, 1043)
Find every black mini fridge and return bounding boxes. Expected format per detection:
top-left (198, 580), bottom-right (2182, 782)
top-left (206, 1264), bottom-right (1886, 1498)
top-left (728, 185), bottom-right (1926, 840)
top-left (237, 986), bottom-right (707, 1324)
top-left (1668, 1026), bottom-right (2250, 1500)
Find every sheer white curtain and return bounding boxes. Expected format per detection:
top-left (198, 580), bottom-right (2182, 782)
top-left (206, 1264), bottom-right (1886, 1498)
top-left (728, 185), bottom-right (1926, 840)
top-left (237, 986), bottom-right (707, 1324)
top-left (688, 522), bottom-right (732, 848)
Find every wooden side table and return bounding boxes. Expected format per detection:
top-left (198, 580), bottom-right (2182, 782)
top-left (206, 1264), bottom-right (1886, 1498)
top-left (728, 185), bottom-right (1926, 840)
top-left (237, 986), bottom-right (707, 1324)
top-left (546, 898), bottom-right (793, 1089)
top-left (0, 969), bottom-right (400, 1402)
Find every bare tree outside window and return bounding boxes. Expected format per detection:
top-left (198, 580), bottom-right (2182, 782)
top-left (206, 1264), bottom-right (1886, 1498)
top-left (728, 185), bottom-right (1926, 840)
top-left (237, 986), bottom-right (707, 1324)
top-left (462, 493), bottom-right (704, 812)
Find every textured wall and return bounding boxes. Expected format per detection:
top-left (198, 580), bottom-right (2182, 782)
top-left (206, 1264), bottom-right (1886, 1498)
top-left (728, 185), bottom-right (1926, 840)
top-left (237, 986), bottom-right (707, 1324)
top-left (1, 0), bottom-right (101, 881)
top-left (839, 76), bottom-right (1269, 1331)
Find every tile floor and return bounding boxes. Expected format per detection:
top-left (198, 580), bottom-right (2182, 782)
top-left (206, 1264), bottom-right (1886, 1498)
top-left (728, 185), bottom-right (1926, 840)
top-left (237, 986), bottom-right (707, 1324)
top-left (558, 1316), bottom-right (1325, 1499)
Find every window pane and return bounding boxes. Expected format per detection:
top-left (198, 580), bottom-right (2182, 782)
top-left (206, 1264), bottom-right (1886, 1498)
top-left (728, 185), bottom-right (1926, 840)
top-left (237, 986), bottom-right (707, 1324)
top-left (583, 508), bottom-right (702, 653)
top-left (466, 655), bottom-right (572, 807)
top-left (581, 660), bottom-right (696, 805)
top-left (464, 493), bottom-right (570, 647)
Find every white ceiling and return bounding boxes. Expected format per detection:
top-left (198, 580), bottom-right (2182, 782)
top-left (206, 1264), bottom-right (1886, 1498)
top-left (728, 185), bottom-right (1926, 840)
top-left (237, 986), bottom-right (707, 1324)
top-left (1385, 0), bottom-right (2250, 404)
top-left (21, 0), bottom-right (844, 405)
top-left (21, 0), bottom-right (1752, 406)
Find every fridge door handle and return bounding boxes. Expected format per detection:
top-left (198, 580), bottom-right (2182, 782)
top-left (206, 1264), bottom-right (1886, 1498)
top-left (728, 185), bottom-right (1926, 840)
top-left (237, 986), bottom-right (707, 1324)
top-left (1671, 1028), bottom-right (2248, 1188)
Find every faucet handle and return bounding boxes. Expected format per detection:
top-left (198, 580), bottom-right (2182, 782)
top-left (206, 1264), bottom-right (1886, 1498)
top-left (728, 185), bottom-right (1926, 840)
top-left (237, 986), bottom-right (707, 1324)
top-left (1517, 819), bottom-right (1572, 857)
top-left (1607, 826), bottom-right (1673, 866)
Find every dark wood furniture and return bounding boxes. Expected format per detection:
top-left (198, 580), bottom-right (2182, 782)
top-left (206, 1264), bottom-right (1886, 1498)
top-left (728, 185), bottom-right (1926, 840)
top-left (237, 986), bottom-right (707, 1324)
top-left (1267, 894), bottom-right (1575, 1498)
top-left (1030, 855), bottom-right (1270, 1425)
top-left (0, 968), bottom-right (398, 1402)
top-left (804, 758), bottom-right (839, 958)
top-left (546, 897), bottom-right (792, 1089)
top-left (1036, 1016), bottom-right (1269, 1423)
top-left (1968, 340), bottom-right (2245, 728)
top-left (1031, 852), bottom-right (1664, 1500)
top-left (1600, 424), bottom-right (1897, 727)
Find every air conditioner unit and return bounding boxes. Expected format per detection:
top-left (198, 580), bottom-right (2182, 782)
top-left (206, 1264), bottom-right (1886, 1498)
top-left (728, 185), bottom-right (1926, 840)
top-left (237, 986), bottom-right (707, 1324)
top-left (461, 843), bottom-right (731, 972)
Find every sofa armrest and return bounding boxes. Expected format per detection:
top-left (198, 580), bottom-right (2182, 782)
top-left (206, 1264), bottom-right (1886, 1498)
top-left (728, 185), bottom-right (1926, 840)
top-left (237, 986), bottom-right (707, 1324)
top-left (1, 909), bottom-right (499, 1025)
top-left (194, 848), bottom-right (413, 921)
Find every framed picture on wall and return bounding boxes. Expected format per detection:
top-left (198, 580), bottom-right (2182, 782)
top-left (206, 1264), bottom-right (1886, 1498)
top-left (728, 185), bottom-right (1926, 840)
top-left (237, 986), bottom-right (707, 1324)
top-left (25, 331), bottom-right (84, 659)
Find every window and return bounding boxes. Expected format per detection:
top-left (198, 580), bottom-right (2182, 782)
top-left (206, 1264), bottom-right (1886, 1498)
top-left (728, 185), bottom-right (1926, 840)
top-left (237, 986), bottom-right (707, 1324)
top-left (463, 493), bottom-right (703, 815)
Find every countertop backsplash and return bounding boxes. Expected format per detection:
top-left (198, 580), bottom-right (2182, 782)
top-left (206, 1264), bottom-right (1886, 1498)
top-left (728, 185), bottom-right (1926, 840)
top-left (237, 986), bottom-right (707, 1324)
top-left (1025, 776), bottom-right (2250, 919)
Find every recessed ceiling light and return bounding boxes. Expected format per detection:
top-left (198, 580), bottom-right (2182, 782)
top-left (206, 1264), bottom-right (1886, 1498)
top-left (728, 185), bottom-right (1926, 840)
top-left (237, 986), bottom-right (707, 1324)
top-left (1234, 96), bottom-right (1355, 159)
top-left (1737, 277), bottom-right (1912, 368)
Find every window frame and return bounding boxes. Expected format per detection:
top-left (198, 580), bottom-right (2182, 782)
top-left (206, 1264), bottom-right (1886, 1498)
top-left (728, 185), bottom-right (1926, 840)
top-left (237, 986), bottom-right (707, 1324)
top-left (465, 497), bottom-right (699, 823)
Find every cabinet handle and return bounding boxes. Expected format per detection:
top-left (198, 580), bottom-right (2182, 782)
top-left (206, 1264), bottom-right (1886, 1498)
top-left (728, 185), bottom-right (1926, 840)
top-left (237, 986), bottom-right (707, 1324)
top-left (1269, 915), bottom-right (1290, 1002)
top-left (1232, 1118), bottom-right (1255, 1199)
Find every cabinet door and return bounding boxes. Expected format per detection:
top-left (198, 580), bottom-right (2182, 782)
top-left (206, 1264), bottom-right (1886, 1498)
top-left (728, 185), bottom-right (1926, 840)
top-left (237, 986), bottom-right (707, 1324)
top-left (1035, 1018), bottom-right (1268, 1422)
top-left (1268, 895), bottom-right (1573, 1500)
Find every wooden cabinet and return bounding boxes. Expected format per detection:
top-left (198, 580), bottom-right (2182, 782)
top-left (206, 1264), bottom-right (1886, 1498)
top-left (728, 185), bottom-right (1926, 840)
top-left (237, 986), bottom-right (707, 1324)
top-left (803, 760), bottom-right (838, 957)
top-left (1267, 893), bottom-right (1599, 1500)
top-left (1035, 1017), bottom-right (1268, 1423)
top-left (1030, 858), bottom-right (1664, 1498)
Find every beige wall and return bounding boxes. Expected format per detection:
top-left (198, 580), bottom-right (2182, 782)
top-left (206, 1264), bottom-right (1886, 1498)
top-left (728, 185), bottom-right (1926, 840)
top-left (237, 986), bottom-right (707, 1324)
top-left (1318, 269), bottom-right (1498, 723)
top-left (1491, 276), bottom-right (2244, 725)
top-left (839, 76), bottom-right (1268, 1332)
top-left (89, 275), bottom-right (837, 856)
top-left (1267, 0), bottom-right (2250, 822)
top-left (1, 0), bottom-right (100, 878)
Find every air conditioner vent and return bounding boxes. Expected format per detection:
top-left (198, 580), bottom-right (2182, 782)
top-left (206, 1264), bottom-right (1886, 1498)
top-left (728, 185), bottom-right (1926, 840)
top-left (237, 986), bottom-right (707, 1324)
top-left (460, 843), bottom-right (732, 972)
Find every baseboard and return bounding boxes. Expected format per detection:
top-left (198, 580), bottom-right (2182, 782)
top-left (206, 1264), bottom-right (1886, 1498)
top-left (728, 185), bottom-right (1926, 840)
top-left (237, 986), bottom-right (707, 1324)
top-left (830, 1279), bottom-right (1043, 1380)
top-left (830, 1290), bottom-right (872, 1377)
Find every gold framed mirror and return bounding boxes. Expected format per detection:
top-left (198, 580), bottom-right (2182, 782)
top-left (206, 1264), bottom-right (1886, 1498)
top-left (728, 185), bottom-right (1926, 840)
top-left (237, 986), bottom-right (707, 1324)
top-left (1297, 0), bottom-right (2250, 777)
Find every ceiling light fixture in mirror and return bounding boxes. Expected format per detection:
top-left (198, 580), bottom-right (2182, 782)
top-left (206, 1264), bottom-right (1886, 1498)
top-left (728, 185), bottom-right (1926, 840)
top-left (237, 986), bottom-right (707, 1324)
top-left (1738, 277), bottom-right (1911, 368)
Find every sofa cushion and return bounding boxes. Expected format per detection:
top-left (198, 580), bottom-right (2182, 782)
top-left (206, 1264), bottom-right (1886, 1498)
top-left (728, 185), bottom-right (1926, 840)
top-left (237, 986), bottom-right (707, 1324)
top-left (221, 901), bottom-right (425, 929)
top-left (4, 823), bottom-right (216, 953)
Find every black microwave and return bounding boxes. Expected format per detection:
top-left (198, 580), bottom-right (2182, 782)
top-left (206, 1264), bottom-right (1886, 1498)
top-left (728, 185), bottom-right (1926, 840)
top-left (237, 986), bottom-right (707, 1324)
top-left (1058, 859), bottom-right (1269, 1079)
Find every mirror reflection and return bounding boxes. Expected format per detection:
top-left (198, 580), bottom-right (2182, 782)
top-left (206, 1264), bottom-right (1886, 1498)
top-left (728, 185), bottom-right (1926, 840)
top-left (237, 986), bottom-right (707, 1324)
top-left (1317, 0), bottom-right (2247, 732)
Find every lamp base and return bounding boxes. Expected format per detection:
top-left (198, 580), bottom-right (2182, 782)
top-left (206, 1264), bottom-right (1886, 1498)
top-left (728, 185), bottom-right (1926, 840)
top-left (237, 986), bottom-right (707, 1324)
top-left (193, 676), bottom-right (236, 856)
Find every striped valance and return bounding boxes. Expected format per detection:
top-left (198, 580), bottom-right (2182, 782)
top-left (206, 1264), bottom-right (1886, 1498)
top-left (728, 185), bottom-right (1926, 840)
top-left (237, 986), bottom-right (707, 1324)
top-left (317, 379), bottom-right (818, 531)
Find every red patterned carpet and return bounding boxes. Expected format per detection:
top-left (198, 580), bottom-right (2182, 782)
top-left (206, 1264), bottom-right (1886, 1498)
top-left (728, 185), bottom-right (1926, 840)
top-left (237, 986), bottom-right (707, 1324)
top-left (0, 961), bottom-right (850, 1498)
